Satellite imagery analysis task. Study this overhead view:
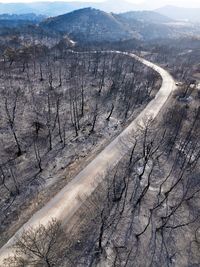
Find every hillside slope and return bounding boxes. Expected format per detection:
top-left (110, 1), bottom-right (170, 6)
top-left (1, 7), bottom-right (199, 43)
top-left (41, 8), bottom-right (193, 42)
top-left (119, 10), bottom-right (173, 24)
top-left (41, 8), bottom-right (134, 42)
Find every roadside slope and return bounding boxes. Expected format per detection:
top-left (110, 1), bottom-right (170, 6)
top-left (0, 51), bottom-right (176, 265)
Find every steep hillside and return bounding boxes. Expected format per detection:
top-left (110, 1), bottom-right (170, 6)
top-left (1, 7), bottom-right (200, 43)
top-left (41, 8), bottom-right (194, 43)
top-left (41, 8), bottom-right (134, 42)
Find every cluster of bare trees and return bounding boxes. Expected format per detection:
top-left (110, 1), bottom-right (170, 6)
top-left (4, 219), bottom-right (66, 267)
top-left (146, 39), bottom-right (200, 84)
top-left (60, 94), bottom-right (200, 266)
top-left (4, 101), bottom-right (199, 267)
top-left (0, 42), bottom-right (199, 266)
top-left (0, 47), bottom-right (159, 247)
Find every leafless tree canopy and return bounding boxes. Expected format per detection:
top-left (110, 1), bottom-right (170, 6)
top-left (0, 48), bottom-right (160, 247)
top-left (4, 219), bottom-right (66, 267)
top-left (61, 91), bottom-right (200, 267)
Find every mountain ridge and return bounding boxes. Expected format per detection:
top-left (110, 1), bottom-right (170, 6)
top-left (0, 1), bottom-right (142, 15)
top-left (0, 6), bottom-right (199, 43)
top-left (41, 7), bottom-right (134, 42)
top-left (40, 8), bottom-right (199, 43)
top-left (0, 1), bottom-right (200, 23)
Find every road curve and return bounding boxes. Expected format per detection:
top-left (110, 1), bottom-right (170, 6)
top-left (0, 51), bottom-right (176, 265)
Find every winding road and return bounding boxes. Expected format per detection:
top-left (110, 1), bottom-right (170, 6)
top-left (0, 51), bottom-right (176, 265)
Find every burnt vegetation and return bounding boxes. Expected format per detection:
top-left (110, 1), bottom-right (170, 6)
top-left (0, 6), bottom-right (200, 267)
top-left (0, 45), bottom-right (160, 248)
top-left (61, 88), bottom-right (200, 267)
top-left (5, 87), bottom-right (200, 267)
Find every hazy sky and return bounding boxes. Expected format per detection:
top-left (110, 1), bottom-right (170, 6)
top-left (0, 0), bottom-right (199, 8)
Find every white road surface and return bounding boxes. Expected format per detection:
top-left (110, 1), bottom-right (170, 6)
top-left (0, 51), bottom-right (176, 265)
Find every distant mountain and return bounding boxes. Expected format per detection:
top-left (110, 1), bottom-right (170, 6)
top-left (0, 1), bottom-right (161, 16)
top-left (0, 13), bottom-right (46, 22)
top-left (0, 1), bottom-right (132, 16)
top-left (40, 8), bottom-right (199, 43)
top-left (1, 7), bottom-right (200, 43)
top-left (156, 6), bottom-right (200, 22)
top-left (0, 13), bottom-right (46, 31)
top-left (41, 8), bottom-right (133, 42)
top-left (115, 13), bottom-right (178, 41)
top-left (118, 11), bottom-right (173, 24)
top-left (0, 19), bottom-right (35, 30)
top-left (1, 1), bottom-right (200, 19)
